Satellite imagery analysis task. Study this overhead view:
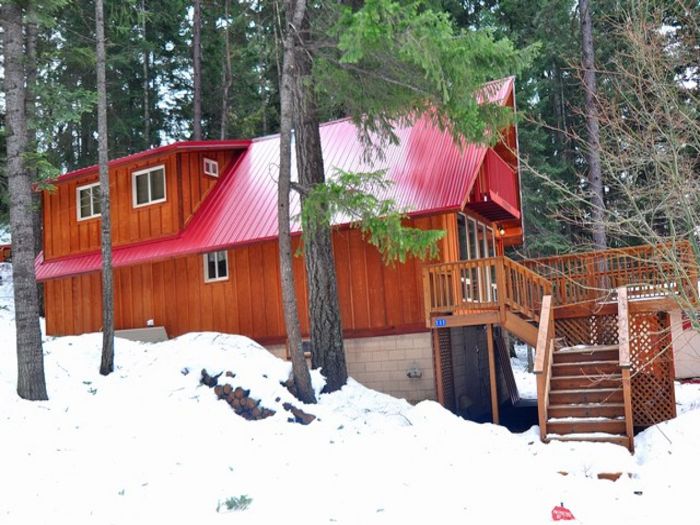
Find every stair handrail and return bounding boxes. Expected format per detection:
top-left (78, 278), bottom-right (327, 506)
top-left (617, 286), bottom-right (635, 452)
top-left (534, 294), bottom-right (554, 441)
top-left (502, 257), bottom-right (553, 322)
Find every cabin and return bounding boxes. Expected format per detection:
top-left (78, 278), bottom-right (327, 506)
top-left (36, 76), bottom-right (698, 451)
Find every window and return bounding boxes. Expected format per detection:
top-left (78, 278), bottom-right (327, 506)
top-left (76, 182), bottom-right (101, 220)
top-left (203, 158), bottom-right (219, 177)
top-left (132, 165), bottom-right (166, 207)
top-left (203, 250), bottom-right (229, 282)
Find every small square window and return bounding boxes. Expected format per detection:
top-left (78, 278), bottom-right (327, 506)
top-left (203, 250), bottom-right (228, 282)
top-left (76, 182), bottom-right (101, 220)
top-left (203, 158), bottom-right (219, 177)
top-left (132, 165), bottom-right (167, 207)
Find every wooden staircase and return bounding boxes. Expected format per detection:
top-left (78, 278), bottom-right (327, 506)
top-left (546, 344), bottom-right (631, 448)
top-left (534, 292), bottom-right (635, 451)
top-left (423, 241), bottom-right (696, 453)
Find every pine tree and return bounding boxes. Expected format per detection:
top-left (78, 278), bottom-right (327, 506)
top-left (278, 0), bottom-right (316, 404)
top-left (2, 0), bottom-right (49, 401)
top-left (96, 0), bottom-right (115, 375)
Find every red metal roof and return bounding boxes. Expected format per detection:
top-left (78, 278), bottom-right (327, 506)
top-left (36, 77), bottom-right (515, 281)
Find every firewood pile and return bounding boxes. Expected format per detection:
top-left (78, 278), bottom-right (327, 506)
top-left (200, 369), bottom-right (316, 425)
top-left (214, 383), bottom-right (276, 420)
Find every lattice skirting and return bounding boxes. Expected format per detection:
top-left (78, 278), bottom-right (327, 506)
top-left (555, 311), bottom-right (676, 427)
top-left (629, 312), bottom-right (676, 426)
top-left (433, 328), bottom-right (456, 411)
top-left (555, 314), bottom-right (619, 347)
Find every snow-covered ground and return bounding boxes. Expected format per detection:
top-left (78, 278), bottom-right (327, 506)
top-left (1, 262), bottom-right (699, 524)
top-left (512, 342), bottom-right (537, 399)
top-left (0, 224), bottom-right (10, 244)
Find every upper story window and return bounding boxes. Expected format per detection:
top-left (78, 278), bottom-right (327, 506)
top-left (76, 182), bottom-right (101, 220)
top-left (132, 165), bottom-right (166, 207)
top-left (203, 250), bottom-right (229, 282)
top-left (203, 158), bottom-right (219, 177)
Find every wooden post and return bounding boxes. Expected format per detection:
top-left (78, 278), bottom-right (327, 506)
top-left (432, 329), bottom-right (445, 407)
top-left (617, 286), bottom-right (635, 452)
top-left (486, 324), bottom-right (500, 424)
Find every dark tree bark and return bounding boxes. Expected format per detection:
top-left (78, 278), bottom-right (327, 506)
top-left (220, 0), bottom-right (233, 140)
top-left (2, 1), bottom-right (48, 400)
top-left (96, 0), bottom-right (115, 375)
top-left (192, 0), bottom-right (203, 140)
top-left (141, 0), bottom-right (150, 148)
top-left (579, 0), bottom-right (607, 249)
top-left (278, 0), bottom-right (316, 404)
top-left (25, 8), bottom-right (44, 316)
top-left (291, 8), bottom-right (348, 393)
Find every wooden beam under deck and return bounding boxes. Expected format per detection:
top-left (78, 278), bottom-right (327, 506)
top-left (428, 310), bottom-right (500, 329)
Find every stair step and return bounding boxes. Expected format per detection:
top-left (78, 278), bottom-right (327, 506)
top-left (549, 388), bottom-right (623, 404)
top-left (554, 345), bottom-right (619, 363)
top-left (552, 360), bottom-right (620, 376)
top-left (547, 417), bottom-right (626, 435)
top-left (550, 374), bottom-right (622, 390)
top-left (558, 344), bottom-right (619, 353)
top-left (549, 403), bottom-right (625, 418)
top-left (547, 434), bottom-right (630, 448)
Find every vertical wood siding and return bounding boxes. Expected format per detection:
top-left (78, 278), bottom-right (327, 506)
top-left (42, 149), bottom-right (239, 260)
top-left (45, 213), bottom-right (458, 340)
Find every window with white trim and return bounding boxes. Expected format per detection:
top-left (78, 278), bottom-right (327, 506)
top-left (132, 165), bottom-right (166, 207)
top-left (203, 158), bottom-right (219, 177)
top-left (203, 250), bottom-right (229, 282)
top-left (77, 182), bottom-right (101, 220)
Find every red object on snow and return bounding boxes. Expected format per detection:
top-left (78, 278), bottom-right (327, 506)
top-left (552, 504), bottom-right (575, 521)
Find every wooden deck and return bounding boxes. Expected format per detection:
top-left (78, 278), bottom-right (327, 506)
top-left (423, 241), bottom-right (699, 450)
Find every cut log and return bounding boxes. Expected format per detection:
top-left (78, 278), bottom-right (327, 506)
top-left (282, 402), bottom-right (316, 425)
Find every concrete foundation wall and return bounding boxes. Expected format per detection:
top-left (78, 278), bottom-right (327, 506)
top-left (265, 332), bottom-right (435, 403)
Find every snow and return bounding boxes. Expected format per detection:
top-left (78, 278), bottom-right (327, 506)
top-left (1, 260), bottom-right (700, 524)
top-left (0, 224), bottom-right (10, 243)
top-left (512, 342), bottom-right (537, 398)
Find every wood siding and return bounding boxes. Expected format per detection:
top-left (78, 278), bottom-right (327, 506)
top-left (45, 213), bottom-right (458, 341)
top-left (42, 149), bottom-right (239, 260)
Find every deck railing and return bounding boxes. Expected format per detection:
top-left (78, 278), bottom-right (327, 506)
top-left (422, 256), bottom-right (552, 324)
top-left (520, 241), bottom-right (698, 306)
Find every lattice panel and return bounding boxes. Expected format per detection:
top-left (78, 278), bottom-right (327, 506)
top-left (436, 328), bottom-right (456, 412)
top-left (629, 312), bottom-right (676, 427)
top-left (555, 314), bottom-right (619, 347)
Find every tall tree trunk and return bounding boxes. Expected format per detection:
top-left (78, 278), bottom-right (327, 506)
top-left (192, 0), bottom-right (203, 140)
top-left (291, 8), bottom-right (348, 393)
top-left (141, 0), bottom-right (150, 148)
top-left (96, 0), bottom-right (115, 375)
top-left (25, 8), bottom-right (44, 316)
top-left (220, 0), bottom-right (233, 140)
top-left (2, 1), bottom-right (48, 401)
top-left (278, 0), bottom-right (316, 404)
top-left (579, 0), bottom-right (607, 249)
